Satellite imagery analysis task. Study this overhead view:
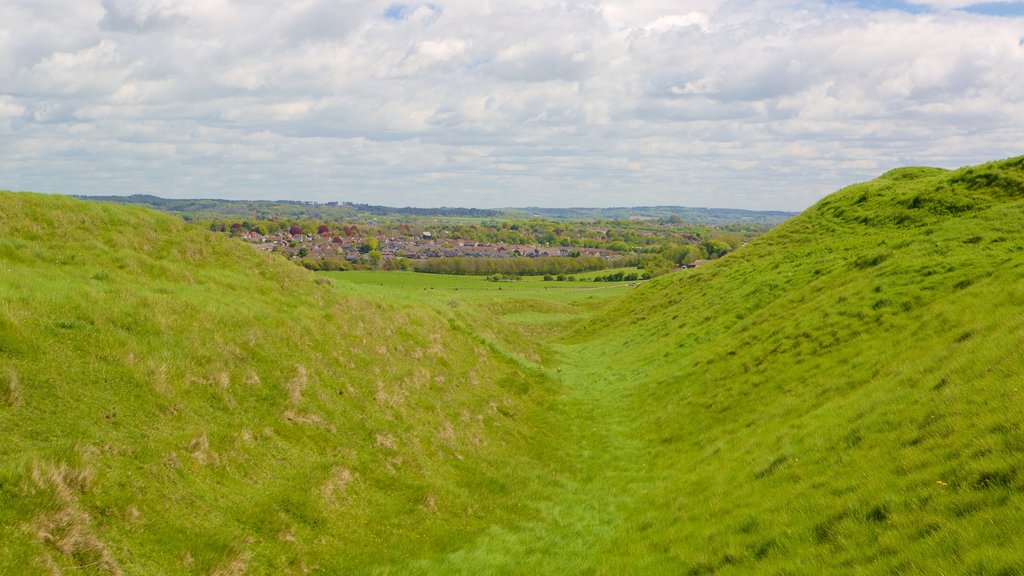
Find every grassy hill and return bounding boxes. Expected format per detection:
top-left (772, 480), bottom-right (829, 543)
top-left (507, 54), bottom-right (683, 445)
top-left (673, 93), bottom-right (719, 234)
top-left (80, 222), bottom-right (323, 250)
top-left (565, 156), bottom-right (1024, 573)
top-left (0, 193), bottom-right (564, 574)
top-left (3, 155), bottom-right (1024, 574)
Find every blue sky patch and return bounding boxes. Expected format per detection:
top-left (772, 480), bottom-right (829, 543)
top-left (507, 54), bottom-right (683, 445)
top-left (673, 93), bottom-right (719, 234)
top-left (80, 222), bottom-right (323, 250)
top-left (962, 2), bottom-right (1024, 16)
top-left (383, 4), bottom-right (413, 20)
top-left (831, 0), bottom-right (1024, 15)
top-left (383, 3), bottom-right (441, 21)
top-left (829, 0), bottom-right (929, 14)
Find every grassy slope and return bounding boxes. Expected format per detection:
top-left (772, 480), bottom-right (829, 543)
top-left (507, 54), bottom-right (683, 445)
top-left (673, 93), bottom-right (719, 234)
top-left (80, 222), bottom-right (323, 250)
top-left (567, 157), bottom-right (1024, 574)
top-left (324, 271), bottom-right (653, 575)
top-left (0, 193), bottom-right (564, 575)
top-left (4, 155), bottom-right (1024, 574)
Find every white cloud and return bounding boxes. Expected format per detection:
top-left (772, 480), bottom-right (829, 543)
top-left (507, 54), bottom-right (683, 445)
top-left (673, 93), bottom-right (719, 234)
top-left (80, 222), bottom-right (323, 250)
top-left (0, 0), bottom-right (1022, 210)
top-left (645, 12), bottom-right (711, 33)
top-left (0, 96), bottom-right (26, 119)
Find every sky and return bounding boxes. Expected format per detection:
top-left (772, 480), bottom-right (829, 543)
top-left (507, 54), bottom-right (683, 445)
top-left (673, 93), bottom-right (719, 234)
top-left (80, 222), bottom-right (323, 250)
top-left (1, 0), bottom-right (1022, 210)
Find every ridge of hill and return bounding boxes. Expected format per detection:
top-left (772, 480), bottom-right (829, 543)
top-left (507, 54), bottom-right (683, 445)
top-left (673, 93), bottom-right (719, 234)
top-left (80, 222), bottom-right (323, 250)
top-left (0, 193), bottom-right (562, 574)
top-left (561, 156), bottom-right (1024, 573)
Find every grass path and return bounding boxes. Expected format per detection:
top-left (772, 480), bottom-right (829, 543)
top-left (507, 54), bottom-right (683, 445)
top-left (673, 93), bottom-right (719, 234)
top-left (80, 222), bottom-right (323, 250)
top-left (373, 340), bottom-right (653, 575)
top-left (327, 271), bottom-right (659, 574)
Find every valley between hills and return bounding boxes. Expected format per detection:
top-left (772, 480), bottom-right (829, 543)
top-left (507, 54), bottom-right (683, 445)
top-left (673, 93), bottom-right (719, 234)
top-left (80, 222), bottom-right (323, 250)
top-left (2, 156), bottom-right (1024, 574)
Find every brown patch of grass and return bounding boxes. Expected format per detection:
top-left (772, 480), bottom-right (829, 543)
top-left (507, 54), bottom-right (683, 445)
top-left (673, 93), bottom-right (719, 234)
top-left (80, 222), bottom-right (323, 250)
top-left (320, 467), bottom-right (354, 507)
top-left (216, 372), bottom-right (237, 409)
top-left (150, 363), bottom-right (170, 396)
top-left (211, 550), bottom-right (250, 576)
top-left (125, 505), bottom-right (143, 526)
top-left (423, 493), bottom-right (438, 513)
top-left (375, 434), bottom-right (397, 450)
top-left (245, 370), bottom-right (260, 386)
top-left (26, 462), bottom-right (122, 576)
top-left (2, 368), bottom-right (22, 406)
top-left (428, 330), bottom-right (444, 357)
top-left (189, 433), bottom-right (220, 466)
top-left (437, 421), bottom-right (457, 447)
top-left (286, 365), bottom-right (307, 405)
top-left (162, 452), bottom-right (181, 470)
top-left (374, 381), bottom-right (408, 411)
top-left (280, 366), bottom-right (336, 429)
top-left (282, 410), bottom-right (336, 432)
top-left (28, 462), bottom-right (94, 503)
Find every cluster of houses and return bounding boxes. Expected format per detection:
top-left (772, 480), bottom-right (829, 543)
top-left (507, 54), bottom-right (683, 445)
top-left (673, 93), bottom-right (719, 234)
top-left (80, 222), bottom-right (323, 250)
top-left (239, 229), bottom-right (617, 263)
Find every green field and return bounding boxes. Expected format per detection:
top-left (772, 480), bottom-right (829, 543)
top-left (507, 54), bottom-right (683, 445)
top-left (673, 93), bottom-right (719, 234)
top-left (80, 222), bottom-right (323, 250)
top-left (3, 156), bottom-right (1024, 574)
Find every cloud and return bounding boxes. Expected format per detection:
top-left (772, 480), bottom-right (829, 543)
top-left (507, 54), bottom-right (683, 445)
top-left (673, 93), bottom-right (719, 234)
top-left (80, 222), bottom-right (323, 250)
top-left (99, 0), bottom-right (187, 32)
top-left (1, 0), bottom-right (1022, 210)
top-left (0, 96), bottom-right (26, 119)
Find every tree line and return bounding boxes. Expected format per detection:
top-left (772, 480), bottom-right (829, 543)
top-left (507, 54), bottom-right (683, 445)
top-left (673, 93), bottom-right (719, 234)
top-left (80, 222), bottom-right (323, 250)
top-left (413, 256), bottom-right (611, 276)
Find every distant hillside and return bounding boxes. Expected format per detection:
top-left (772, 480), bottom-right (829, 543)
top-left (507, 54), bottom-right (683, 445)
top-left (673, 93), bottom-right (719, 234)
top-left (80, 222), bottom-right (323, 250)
top-left (74, 194), bottom-right (795, 225)
top-left (72, 194), bottom-right (364, 221)
top-left (508, 205), bottom-right (797, 225)
top-left (569, 156), bottom-right (1024, 572)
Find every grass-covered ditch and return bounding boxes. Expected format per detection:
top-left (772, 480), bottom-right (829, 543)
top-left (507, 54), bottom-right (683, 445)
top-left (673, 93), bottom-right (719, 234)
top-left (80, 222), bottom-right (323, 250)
top-left (2, 156), bottom-right (1024, 573)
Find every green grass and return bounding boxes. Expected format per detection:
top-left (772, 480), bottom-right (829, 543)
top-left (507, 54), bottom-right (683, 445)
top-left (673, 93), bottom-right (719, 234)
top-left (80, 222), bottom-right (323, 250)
top-left (0, 193), bottom-right (568, 574)
top-left (557, 156), bottom-right (1024, 574)
top-left (3, 156), bottom-right (1024, 574)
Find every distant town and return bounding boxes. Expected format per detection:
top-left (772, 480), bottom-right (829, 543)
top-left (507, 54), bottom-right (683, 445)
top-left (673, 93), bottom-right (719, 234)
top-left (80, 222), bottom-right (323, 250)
top-left (220, 215), bottom-right (758, 277)
top-left (74, 194), bottom-right (791, 276)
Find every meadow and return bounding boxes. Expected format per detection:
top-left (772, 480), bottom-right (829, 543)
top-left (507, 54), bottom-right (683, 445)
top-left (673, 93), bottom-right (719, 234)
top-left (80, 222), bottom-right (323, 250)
top-left (2, 156), bottom-right (1024, 574)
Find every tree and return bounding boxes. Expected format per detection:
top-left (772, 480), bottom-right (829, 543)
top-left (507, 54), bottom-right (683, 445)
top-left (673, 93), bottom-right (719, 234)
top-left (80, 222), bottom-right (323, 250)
top-left (663, 244), bottom-right (701, 266)
top-left (359, 237), bottom-right (379, 253)
top-left (297, 247), bottom-right (310, 258)
top-left (701, 239), bottom-right (732, 259)
top-left (368, 249), bottom-right (382, 269)
top-left (644, 255), bottom-right (673, 278)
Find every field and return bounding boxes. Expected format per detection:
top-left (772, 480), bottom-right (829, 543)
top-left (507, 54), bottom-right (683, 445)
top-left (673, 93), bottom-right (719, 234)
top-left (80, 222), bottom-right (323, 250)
top-left (3, 156), bottom-right (1024, 574)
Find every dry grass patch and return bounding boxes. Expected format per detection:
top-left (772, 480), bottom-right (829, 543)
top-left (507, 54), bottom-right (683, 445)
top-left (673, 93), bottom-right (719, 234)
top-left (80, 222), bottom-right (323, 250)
top-left (282, 409), bottom-right (334, 431)
top-left (320, 467), bottom-right (355, 507)
top-left (2, 367), bottom-right (21, 406)
top-left (189, 433), bottom-right (220, 466)
top-left (25, 462), bottom-right (122, 576)
top-left (285, 365), bottom-right (307, 405)
top-left (375, 433), bottom-right (398, 450)
top-left (211, 549), bottom-right (250, 576)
